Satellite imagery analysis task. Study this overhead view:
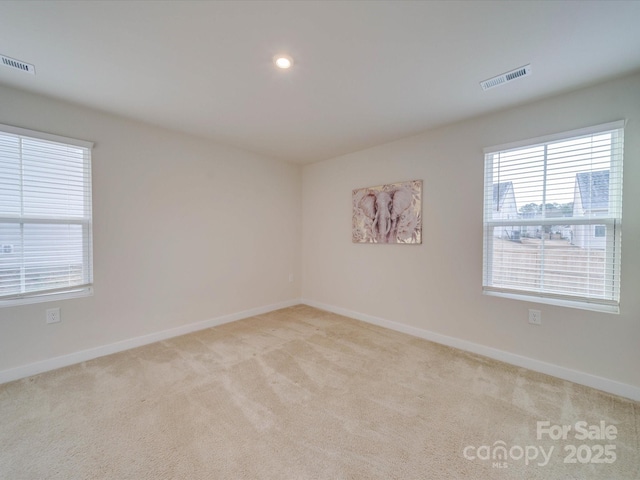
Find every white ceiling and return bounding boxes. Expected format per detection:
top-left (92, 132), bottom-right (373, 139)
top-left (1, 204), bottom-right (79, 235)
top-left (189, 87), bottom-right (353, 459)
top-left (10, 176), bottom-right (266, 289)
top-left (1, 1), bottom-right (640, 164)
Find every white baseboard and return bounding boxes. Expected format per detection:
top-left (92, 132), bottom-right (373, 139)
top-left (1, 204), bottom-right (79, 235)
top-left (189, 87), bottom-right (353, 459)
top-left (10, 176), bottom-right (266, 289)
top-left (302, 299), bottom-right (640, 402)
top-left (5, 297), bottom-right (639, 402)
top-left (0, 298), bottom-right (300, 385)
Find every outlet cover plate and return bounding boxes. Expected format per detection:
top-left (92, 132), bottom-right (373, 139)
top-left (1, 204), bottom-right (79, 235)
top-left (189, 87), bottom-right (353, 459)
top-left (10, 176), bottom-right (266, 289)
top-left (528, 309), bottom-right (541, 325)
top-left (46, 307), bottom-right (61, 324)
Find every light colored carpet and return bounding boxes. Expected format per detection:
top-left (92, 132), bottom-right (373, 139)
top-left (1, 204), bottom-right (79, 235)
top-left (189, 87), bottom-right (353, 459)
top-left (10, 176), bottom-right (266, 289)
top-left (1, 305), bottom-right (638, 479)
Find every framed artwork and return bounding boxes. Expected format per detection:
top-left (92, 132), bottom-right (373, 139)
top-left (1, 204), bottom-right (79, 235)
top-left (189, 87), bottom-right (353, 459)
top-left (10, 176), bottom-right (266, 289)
top-left (352, 179), bottom-right (422, 244)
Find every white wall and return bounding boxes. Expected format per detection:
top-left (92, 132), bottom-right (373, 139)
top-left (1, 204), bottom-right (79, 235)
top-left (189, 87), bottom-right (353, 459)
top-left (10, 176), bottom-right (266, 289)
top-left (302, 72), bottom-right (640, 391)
top-left (2, 72), bottom-right (639, 397)
top-left (0, 84), bottom-right (301, 373)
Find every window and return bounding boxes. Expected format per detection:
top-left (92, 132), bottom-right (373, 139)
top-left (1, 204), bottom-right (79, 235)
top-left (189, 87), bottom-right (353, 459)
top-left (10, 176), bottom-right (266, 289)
top-left (483, 121), bottom-right (624, 313)
top-left (0, 124), bottom-right (93, 306)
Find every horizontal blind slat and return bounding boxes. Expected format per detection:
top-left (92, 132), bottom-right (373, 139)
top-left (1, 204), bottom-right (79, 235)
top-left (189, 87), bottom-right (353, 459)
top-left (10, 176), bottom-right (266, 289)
top-left (483, 123), bottom-right (623, 311)
top-left (0, 125), bottom-right (93, 303)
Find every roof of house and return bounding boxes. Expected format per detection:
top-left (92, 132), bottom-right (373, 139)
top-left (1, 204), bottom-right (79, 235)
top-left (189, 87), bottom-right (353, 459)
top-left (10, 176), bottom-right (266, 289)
top-left (493, 181), bottom-right (513, 212)
top-left (576, 170), bottom-right (609, 211)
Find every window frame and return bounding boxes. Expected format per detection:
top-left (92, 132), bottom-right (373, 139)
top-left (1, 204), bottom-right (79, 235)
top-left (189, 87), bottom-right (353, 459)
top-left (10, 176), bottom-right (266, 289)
top-left (482, 121), bottom-right (624, 314)
top-left (0, 123), bottom-right (94, 307)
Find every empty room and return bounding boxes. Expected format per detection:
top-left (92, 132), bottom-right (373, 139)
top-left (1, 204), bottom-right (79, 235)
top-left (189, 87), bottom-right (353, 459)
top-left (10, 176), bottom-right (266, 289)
top-left (1, 1), bottom-right (639, 478)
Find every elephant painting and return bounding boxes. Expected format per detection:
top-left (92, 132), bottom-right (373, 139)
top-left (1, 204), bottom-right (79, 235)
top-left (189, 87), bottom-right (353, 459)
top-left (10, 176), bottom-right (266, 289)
top-left (352, 180), bottom-right (422, 244)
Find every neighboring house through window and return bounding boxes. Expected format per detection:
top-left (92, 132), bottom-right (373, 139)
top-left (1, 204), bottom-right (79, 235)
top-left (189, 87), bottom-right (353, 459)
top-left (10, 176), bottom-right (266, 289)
top-left (492, 181), bottom-right (519, 240)
top-left (482, 121), bottom-right (624, 313)
top-left (572, 170), bottom-right (609, 249)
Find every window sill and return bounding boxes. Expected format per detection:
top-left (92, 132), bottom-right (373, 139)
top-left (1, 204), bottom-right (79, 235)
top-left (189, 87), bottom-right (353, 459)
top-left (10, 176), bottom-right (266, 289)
top-left (483, 289), bottom-right (619, 314)
top-left (0, 287), bottom-right (93, 308)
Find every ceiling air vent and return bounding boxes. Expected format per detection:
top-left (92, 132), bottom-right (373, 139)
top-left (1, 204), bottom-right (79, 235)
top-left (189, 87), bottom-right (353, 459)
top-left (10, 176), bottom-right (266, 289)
top-left (480, 64), bottom-right (530, 91)
top-left (1, 54), bottom-right (36, 74)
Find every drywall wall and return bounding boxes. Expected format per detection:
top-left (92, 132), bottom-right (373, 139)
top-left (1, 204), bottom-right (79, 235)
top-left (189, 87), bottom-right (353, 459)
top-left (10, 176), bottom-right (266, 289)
top-left (0, 84), bottom-right (301, 373)
top-left (302, 72), bottom-right (640, 390)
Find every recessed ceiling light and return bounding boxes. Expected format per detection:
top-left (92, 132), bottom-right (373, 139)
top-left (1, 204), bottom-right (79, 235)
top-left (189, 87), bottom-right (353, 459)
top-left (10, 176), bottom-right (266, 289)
top-left (273, 54), bottom-right (293, 69)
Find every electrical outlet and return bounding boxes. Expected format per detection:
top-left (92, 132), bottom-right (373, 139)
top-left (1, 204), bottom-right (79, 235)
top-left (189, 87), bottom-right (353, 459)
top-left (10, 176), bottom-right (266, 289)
top-left (46, 307), bottom-right (61, 324)
top-left (528, 309), bottom-right (541, 325)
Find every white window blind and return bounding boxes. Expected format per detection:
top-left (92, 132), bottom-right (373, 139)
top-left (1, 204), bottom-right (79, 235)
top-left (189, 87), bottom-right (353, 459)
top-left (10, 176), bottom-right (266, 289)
top-left (482, 121), bottom-right (624, 313)
top-left (0, 124), bottom-right (93, 306)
